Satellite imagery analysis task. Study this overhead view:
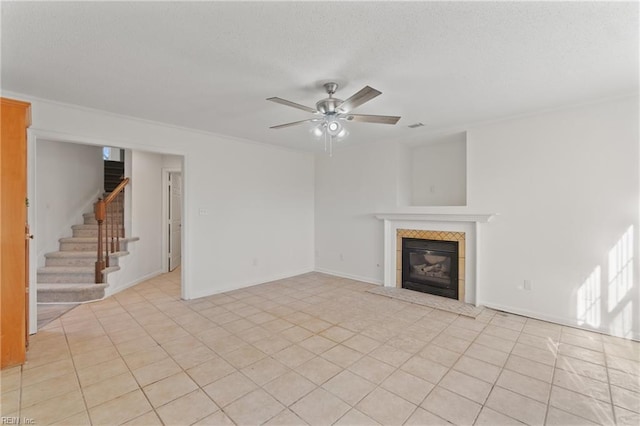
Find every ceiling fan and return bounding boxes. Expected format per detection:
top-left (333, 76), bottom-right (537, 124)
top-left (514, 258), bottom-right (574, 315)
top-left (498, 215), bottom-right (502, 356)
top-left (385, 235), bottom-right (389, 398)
top-left (267, 82), bottom-right (401, 155)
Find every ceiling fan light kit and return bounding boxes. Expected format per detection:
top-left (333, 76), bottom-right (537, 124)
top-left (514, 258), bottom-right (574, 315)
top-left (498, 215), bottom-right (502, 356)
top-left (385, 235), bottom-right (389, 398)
top-left (267, 82), bottom-right (400, 156)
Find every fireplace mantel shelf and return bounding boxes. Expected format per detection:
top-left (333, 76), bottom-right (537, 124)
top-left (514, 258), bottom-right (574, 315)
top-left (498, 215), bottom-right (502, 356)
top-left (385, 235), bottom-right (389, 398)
top-left (375, 212), bottom-right (497, 223)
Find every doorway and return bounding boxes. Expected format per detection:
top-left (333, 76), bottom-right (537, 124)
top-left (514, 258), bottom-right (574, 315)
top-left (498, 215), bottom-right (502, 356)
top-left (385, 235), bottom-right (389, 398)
top-left (168, 171), bottom-right (182, 271)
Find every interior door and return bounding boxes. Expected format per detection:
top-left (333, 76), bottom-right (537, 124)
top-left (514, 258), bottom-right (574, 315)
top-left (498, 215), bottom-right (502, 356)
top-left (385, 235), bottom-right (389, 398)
top-left (168, 172), bottom-right (182, 271)
top-left (1, 97), bottom-right (31, 368)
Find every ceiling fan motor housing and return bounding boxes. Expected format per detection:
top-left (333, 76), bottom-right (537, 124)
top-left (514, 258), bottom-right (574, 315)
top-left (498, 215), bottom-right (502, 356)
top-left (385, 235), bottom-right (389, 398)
top-left (316, 82), bottom-right (343, 114)
top-left (316, 97), bottom-right (343, 115)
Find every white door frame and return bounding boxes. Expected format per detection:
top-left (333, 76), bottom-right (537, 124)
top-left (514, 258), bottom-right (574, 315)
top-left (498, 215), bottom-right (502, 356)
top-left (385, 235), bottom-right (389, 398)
top-left (162, 167), bottom-right (182, 273)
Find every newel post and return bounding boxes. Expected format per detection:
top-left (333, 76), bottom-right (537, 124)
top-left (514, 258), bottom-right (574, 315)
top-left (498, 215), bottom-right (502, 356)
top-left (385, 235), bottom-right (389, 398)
top-left (94, 198), bottom-right (106, 283)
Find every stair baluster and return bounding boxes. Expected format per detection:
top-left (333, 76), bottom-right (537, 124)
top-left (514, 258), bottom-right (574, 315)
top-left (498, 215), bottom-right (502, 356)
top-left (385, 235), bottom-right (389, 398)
top-left (94, 177), bottom-right (130, 283)
top-left (104, 199), bottom-right (110, 269)
top-left (94, 199), bottom-right (105, 283)
top-left (116, 191), bottom-right (122, 251)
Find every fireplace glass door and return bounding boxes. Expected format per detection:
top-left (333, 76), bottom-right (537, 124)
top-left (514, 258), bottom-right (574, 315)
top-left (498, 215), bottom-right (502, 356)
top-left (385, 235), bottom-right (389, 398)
top-left (402, 238), bottom-right (459, 299)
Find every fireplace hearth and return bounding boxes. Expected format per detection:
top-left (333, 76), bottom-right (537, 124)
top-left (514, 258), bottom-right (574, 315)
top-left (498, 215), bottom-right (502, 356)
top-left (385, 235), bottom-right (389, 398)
top-left (402, 238), bottom-right (459, 299)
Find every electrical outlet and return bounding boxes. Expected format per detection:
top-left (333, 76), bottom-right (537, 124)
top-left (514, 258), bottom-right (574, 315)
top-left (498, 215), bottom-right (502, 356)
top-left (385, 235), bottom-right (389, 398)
top-left (198, 208), bottom-right (208, 216)
top-left (523, 280), bottom-right (532, 291)
top-left (339, 253), bottom-right (344, 261)
top-left (252, 258), bottom-right (258, 266)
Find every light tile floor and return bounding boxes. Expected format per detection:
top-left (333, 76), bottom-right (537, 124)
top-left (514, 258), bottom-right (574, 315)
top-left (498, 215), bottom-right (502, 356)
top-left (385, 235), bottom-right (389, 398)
top-left (2, 270), bottom-right (639, 425)
top-left (36, 303), bottom-right (79, 329)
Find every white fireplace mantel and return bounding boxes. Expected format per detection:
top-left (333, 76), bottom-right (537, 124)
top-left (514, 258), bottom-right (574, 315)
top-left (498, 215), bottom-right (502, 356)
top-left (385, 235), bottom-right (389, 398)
top-left (375, 213), bottom-right (495, 223)
top-left (376, 210), bottom-right (497, 305)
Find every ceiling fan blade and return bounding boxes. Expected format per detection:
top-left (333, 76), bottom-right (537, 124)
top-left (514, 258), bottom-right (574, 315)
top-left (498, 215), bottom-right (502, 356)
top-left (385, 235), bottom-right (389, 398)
top-left (345, 114), bottom-right (401, 125)
top-left (266, 97), bottom-right (317, 114)
top-left (336, 86), bottom-right (382, 113)
top-left (270, 118), bottom-right (320, 129)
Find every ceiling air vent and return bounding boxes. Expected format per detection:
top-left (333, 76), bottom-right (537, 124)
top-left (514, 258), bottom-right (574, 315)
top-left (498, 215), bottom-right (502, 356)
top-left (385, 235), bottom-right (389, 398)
top-left (408, 122), bottom-right (424, 128)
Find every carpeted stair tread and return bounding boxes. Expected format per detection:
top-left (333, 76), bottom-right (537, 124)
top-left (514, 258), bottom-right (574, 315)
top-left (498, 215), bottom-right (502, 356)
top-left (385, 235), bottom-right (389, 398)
top-left (45, 251), bottom-right (129, 258)
top-left (38, 283), bottom-right (108, 290)
top-left (38, 265), bottom-right (120, 273)
top-left (71, 224), bottom-right (126, 237)
top-left (59, 236), bottom-right (139, 243)
top-left (38, 266), bottom-right (94, 273)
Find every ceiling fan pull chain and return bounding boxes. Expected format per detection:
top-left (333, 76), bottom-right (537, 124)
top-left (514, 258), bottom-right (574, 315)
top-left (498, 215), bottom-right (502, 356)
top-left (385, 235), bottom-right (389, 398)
top-left (324, 130), bottom-right (328, 152)
top-left (329, 135), bottom-right (334, 157)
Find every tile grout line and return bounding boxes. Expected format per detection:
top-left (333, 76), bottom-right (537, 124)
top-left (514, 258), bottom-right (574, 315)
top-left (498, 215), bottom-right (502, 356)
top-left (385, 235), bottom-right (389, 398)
top-left (542, 322), bottom-right (562, 426)
top-left (602, 331), bottom-right (616, 424)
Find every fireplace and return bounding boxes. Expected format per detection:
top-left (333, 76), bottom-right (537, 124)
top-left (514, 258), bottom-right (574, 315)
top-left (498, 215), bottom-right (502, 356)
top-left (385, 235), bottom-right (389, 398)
top-left (402, 238), bottom-right (459, 299)
top-left (377, 213), bottom-right (496, 305)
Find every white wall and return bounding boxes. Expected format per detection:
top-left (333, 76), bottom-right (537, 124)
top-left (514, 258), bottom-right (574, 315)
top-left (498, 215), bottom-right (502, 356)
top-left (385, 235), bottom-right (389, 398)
top-left (19, 93), bottom-right (315, 301)
top-left (106, 150), bottom-right (165, 295)
top-left (187, 140), bottom-right (315, 296)
top-left (411, 133), bottom-right (467, 206)
top-left (315, 141), bottom-right (403, 283)
top-left (162, 154), bottom-right (183, 169)
top-left (397, 143), bottom-right (412, 207)
top-left (468, 96), bottom-right (639, 339)
top-left (35, 139), bottom-right (103, 266)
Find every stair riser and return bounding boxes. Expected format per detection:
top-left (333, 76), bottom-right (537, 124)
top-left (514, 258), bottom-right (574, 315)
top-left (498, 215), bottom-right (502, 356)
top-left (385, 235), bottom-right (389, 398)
top-left (38, 287), bottom-right (105, 303)
top-left (45, 257), bottom-right (120, 267)
top-left (37, 273), bottom-right (95, 283)
top-left (73, 229), bottom-right (124, 237)
top-left (83, 217), bottom-right (123, 226)
top-left (59, 242), bottom-right (99, 251)
top-left (83, 213), bottom-right (122, 225)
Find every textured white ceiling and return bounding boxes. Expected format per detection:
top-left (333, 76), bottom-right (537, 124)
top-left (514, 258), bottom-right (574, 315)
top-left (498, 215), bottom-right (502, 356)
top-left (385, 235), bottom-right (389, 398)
top-left (2, 1), bottom-right (638, 152)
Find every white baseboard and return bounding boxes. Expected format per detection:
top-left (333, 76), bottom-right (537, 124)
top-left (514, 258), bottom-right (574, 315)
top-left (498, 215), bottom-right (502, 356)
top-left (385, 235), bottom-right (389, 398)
top-left (481, 301), bottom-right (640, 342)
top-left (186, 267), bottom-right (315, 300)
top-left (104, 269), bottom-right (165, 298)
top-left (314, 267), bottom-right (383, 286)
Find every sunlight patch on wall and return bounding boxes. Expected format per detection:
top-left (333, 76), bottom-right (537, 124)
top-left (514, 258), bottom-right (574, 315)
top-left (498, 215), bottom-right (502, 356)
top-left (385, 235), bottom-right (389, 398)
top-left (608, 225), bottom-right (634, 312)
top-left (607, 225), bottom-right (635, 338)
top-left (577, 266), bottom-right (601, 328)
top-left (611, 300), bottom-right (633, 339)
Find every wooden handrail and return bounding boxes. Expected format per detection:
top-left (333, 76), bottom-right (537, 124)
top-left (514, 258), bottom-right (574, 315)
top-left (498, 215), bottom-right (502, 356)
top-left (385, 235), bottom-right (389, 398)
top-left (94, 177), bottom-right (129, 283)
top-left (103, 177), bottom-right (129, 204)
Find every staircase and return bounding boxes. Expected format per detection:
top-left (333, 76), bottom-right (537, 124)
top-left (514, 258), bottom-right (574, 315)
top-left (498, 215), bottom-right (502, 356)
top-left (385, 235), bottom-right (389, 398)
top-left (37, 211), bottom-right (138, 303)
